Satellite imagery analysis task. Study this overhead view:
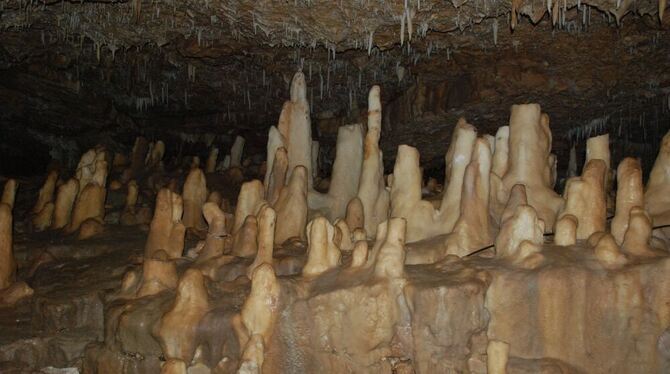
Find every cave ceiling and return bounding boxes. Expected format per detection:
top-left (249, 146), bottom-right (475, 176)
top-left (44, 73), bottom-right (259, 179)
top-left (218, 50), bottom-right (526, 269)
top-left (0, 0), bottom-right (669, 171)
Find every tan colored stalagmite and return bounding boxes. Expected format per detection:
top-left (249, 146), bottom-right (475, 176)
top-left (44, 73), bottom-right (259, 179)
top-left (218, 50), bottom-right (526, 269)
top-left (303, 216), bottom-right (341, 276)
top-left (205, 147), bottom-right (219, 173)
top-left (33, 170), bottom-right (58, 215)
top-left (486, 340), bottom-right (510, 374)
top-left (557, 159), bottom-right (607, 240)
top-left (585, 134), bottom-right (611, 171)
top-left (622, 207), bottom-right (661, 257)
top-left (495, 205), bottom-right (544, 263)
top-left (499, 104), bottom-right (563, 230)
top-left (182, 168), bottom-right (207, 231)
top-left (146, 140), bottom-right (165, 169)
top-left (198, 202), bottom-right (227, 262)
top-left (66, 182), bottom-right (106, 234)
top-left (279, 73), bottom-right (313, 188)
top-left (447, 138), bottom-right (493, 256)
top-left (155, 269), bottom-right (210, 363)
top-left (592, 232), bottom-right (628, 269)
top-left (645, 130), bottom-right (670, 230)
top-left (554, 214), bottom-right (577, 246)
top-left (345, 197), bottom-right (364, 232)
top-left (137, 250), bottom-right (178, 298)
top-left (1, 179), bottom-right (18, 209)
top-left (230, 135), bottom-right (246, 168)
top-left (266, 147), bottom-right (288, 206)
top-left (273, 166), bottom-right (308, 244)
top-left (247, 205), bottom-right (276, 277)
top-left (611, 158), bottom-right (644, 244)
top-left (308, 124), bottom-right (364, 221)
top-left (0, 203), bottom-right (34, 307)
top-left (357, 85), bottom-right (389, 237)
top-left (232, 215), bottom-right (258, 258)
top-left (51, 178), bottom-right (79, 230)
top-left (373, 218), bottom-right (407, 279)
top-left (145, 189), bottom-right (186, 259)
top-left (263, 127), bottom-right (286, 195)
top-left (238, 263), bottom-right (280, 372)
top-left (440, 119), bottom-right (478, 233)
top-left (32, 202), bottom-right (55, 232)
top-left (0, 203), bottom-right (16, 290)
top-left (233, 180), bottom-right (265, 234)
top-left (490, 126), bottom-right (510, 223)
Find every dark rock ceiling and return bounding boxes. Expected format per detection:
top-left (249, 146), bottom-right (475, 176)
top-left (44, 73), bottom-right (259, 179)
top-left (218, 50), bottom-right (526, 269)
top-left (0, 0), bottom-right (669, 176)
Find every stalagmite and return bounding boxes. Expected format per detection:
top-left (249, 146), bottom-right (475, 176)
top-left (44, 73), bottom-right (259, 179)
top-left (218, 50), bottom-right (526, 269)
top-left (357, 86), bottom-right (389, 237)
top-left (585, 134), bottom-right (610, 170)
top-left (495, 205), bottom-right (544, 263)
top-left (0, 204), bottom-right (16, 290)
top-left (197, 202), bottom-right (227, 262)
top-left (441, 119), bottom-right (478, 233)
top-left (247, 205), bottom-right (276, 277)
top-left (350, 240), bottom-right (369, 268)
top-left (645, 130), bottom-right (670, 232)
top-left (373, 218), bottom-right (407, 279)
top-left (66, 182), bottom-right (106, 234)
top-left (205, 147), bottom-right (219, 173)
top-left (33, 170), bottom-right (58, 215)
top-left (447, 138), bottom-right (493, 256)
top-left (557, 159), bottom-right (607, 240)
top-left (500, 184), bottom-right (527, 224)
top-left (233, 180), bottom-right (265, 234)
top-left (622, 207), bottom-right (661, 257)
top-left (182, 168), bottom-right (207, 231)
top-left (390, 121), bottom-right (479, 244)
top-left (611, 158), bottom-right (644, 244)
top-left (554, 214), bottom-right (577, 246)
top-left (155, 269), bottom-right (210, 362)
top-left (78, 218), bottom-right (104, 239)
top-left (146, 140), bottom-right (165, 169)
top-left (499, 104), bottom-right (563, 230)
top-left (230, 135), bottom-right (246, 168)
top-left (137, 250), bottom-right (178, 297)
top-left (334, 219), bottom-right (353, 251)
top-left (32, 202), bottom-right (54, 232)
top-left (52, 178), bottom-right (79, 230)
top-left (278, 72), bottom-right (313, 188)
top-left (486, 340), bottom-right (510, 374)
top-left (266, 147), bottom-right (288, 206)
top-left (273, 166), bottom-right (308, 244)
top-left (1, 179), bottom-right (18, 209)
top-left (303, 216), bottom-right (341, 276)
top-left (263, 126), bottom-right (286, 192)
top-left (145, 189), bottom-right (186, 259)
top-left (238, 264), bottom-right (280, 371)
top-left (345, 197), bottom-right (364, 231)
top-left (490, 126), bottom-right (510, 222)
top-left (232, 215), bottom-right (258, 258)
top-left (308, 124), bottom-right (364, 221)
top-left (592, 232), bottom-right (628, 269)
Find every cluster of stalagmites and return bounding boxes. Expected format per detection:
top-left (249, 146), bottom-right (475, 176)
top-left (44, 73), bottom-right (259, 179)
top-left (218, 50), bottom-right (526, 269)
top-left (3, 71), bottom-right (670, 373)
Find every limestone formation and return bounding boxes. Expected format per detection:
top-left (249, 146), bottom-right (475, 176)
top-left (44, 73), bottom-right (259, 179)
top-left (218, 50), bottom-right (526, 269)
top-left (557, 159), bottom-right (607, 240)
top-left (182, 168), bottom-right (207, 230)
top-left (33, 170), bottom-right (58, 215)
top-left (498, 104), bottom-right (563, 230)
top-left (273, 166), bottom-right (308, 244)
top-left (145, 189), bottom-right (186, 259)
top-left (357, 85), bottom-right (390, 237)
top-left (51, 178), bottom-right (79, 230)
top-left (611, 158), bottom-right (644, 244)
top-left (303, 216), bottom-right (341, 276)
top-left (1, 179), bottom-right (18, 209)
top-left (308, 124), bottom-right (364, 221)
top-left (155, 269), bottom-right (210, 362)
